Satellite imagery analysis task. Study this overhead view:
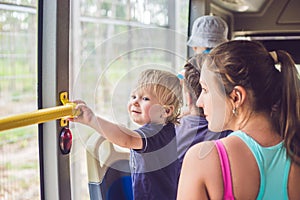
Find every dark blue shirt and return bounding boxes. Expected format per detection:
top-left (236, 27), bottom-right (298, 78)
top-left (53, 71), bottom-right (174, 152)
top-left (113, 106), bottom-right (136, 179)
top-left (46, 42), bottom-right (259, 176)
top-left (130, 122), bottom-right (179, 200)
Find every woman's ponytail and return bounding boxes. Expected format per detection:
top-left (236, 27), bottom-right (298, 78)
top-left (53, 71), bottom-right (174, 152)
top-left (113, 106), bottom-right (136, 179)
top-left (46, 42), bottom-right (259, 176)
top-left (277, 50), bottom-right (300, 164)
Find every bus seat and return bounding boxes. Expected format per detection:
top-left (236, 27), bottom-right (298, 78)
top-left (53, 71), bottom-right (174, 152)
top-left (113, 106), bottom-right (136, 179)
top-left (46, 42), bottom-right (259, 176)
top-left (86, 133), bottom-right (133, 200)
top-left (101, 160), bottom-right (133, 200)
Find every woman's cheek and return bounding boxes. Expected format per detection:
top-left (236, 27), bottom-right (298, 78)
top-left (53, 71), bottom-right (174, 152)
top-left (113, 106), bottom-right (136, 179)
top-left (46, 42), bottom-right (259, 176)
top-left (208, 92), bottom-right (228, 132)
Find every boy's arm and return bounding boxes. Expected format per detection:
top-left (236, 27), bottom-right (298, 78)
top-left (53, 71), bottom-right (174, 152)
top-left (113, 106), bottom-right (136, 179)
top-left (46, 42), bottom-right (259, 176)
top-left (70, 101), bottom-right (143, 149)
top-left (93, 115), bottom-right (143, 149)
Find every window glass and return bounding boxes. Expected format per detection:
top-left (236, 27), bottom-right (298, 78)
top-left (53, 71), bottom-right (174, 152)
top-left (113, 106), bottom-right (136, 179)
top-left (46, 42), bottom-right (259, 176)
top-left (0, 2), bottom-right (39, 200)
top-left (80, 0), bottom-right (169, 26)
top-left (70, 1), bottom-right (189, 199)
top-left (0, 0), bottom-right (36, 6)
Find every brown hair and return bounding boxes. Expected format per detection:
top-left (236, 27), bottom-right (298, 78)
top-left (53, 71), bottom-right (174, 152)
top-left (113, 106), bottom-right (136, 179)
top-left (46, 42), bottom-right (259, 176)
top-left (208, 40), bottom-right (300, 164)
top-left (183, 54), bottom-right (205, 116)
top-left (137, 69), bottom-right (183, 124)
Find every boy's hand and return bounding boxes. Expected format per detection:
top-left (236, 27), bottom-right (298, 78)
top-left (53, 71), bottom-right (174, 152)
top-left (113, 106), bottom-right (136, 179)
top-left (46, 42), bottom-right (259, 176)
top-left (68, 100), bottom-right (96, 126)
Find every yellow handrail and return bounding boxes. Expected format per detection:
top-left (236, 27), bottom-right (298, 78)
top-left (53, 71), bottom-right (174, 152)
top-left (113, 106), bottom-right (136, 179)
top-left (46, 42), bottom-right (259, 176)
top-left (0, 103), bottom-right (79, 132)
top-left (0, 92), bottom-right (79, 132)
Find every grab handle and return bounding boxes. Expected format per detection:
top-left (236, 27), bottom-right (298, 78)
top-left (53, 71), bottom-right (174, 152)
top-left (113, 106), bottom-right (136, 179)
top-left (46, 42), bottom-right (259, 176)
top-left (0, 92), bottom-right (79, 132)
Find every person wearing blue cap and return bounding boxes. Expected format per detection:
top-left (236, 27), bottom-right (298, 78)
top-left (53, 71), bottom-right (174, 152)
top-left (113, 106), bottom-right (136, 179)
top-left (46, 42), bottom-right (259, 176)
top-left (178, 15), bottom-right (229, 112)
top-left (187, 15), bottom-right (228, 54)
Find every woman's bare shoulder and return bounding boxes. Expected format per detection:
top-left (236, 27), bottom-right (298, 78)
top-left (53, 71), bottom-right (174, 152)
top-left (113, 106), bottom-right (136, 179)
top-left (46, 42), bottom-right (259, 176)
top-left (178, 141), bottom-right (224, 200)
top-left (184, 141), bottom-right (217, 163)
top-left (183, 140), bottom-right (222, 180)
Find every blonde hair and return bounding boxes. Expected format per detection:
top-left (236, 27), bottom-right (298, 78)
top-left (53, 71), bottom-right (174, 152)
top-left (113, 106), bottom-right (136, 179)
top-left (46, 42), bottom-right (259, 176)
top-left (136, 69), bottom-right (183, 124)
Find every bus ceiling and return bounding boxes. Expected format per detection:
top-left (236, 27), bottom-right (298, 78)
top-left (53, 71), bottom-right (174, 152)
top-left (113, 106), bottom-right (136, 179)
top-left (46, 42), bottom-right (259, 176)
top-left (190, 0), bottom-right (300, 36)
top-left (189, 0), bottom-right (300, 63)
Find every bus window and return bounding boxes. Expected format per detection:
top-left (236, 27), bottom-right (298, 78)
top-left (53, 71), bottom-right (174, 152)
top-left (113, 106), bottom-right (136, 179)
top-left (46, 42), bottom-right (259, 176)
top-left (69, 1), bottom-right (189, 199)
top-left (0, 2), bottom-right (39, 200)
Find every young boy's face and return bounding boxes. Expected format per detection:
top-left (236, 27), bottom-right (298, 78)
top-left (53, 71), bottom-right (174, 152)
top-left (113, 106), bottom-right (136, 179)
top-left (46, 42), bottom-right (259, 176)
top-left (127, 88), bottom-right (165, 125)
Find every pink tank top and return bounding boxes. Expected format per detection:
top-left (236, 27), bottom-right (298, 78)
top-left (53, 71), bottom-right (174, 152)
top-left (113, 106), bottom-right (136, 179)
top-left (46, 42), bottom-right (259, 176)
top-left (214, 140), bottom-right (234, 200)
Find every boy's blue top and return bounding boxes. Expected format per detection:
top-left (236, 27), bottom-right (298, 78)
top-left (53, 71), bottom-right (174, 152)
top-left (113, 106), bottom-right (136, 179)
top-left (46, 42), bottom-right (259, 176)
top-left (176, 115), bottom-right (231, 167)
top-left (230, 131), bottom-right (291, 200)
top-left (130, 122), bottom-right (179, 200)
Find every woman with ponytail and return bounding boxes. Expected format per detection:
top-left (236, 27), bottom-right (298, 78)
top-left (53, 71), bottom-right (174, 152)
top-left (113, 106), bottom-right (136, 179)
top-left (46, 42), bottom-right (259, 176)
top-left (177, 40), bottom-right (300, 200)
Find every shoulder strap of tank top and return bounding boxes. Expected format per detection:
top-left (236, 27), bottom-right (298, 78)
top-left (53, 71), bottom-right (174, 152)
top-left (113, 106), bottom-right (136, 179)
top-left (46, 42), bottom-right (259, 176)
top-left (214, 140), bottom-right (234, 200)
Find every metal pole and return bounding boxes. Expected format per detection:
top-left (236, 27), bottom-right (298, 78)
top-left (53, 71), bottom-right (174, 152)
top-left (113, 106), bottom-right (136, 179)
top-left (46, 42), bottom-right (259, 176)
top-left (0, 103), bottom-right (78, 132)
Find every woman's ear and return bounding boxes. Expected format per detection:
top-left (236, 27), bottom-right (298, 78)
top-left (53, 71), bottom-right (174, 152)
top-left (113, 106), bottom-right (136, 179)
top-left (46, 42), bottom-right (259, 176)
top-left (229, 86), bottom-right (246, 108)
